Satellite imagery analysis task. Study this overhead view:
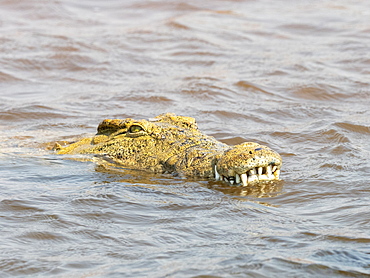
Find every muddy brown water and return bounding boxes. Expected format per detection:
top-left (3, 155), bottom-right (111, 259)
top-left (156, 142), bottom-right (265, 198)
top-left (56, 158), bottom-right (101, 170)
top-left (1, 0), bottom-right (370, 277)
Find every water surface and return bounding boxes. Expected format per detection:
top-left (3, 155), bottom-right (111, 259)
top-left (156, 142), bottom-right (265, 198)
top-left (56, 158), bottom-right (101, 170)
top-left (1, 0), bottom-right (370, 277)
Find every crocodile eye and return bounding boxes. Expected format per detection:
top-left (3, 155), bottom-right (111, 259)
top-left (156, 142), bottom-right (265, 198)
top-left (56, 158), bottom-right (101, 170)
top-left (129, 125), bottom-right (144, 133)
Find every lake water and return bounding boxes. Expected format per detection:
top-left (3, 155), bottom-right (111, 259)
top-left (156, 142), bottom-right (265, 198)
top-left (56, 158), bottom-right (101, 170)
top-left (1, 0), bottom-right (370, 277)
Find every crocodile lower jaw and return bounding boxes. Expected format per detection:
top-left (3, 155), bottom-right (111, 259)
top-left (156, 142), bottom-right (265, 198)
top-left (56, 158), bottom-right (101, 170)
top-left (214, 165), bottom-right (281, 186)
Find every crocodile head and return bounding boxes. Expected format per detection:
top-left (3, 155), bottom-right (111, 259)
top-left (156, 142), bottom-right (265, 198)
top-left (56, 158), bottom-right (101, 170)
top-left (55, 113), bottom-right (282, 186)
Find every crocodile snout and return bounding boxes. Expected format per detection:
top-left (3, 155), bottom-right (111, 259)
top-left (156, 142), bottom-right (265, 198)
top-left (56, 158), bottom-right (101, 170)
top-left (214, 142), bottom-right (282, 186)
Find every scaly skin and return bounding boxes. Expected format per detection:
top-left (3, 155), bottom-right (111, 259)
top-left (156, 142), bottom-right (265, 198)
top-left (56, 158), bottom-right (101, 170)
top-left (55, 113), bottom-right (282, 186)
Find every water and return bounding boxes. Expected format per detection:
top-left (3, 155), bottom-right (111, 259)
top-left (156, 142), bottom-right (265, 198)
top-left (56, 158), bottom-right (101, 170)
top-left (1, 0), bottom-right (370, 277)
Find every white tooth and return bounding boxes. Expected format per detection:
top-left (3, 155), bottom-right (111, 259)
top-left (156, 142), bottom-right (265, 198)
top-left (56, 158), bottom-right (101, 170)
top-left (241, 173), bottom-right (248, 186)
top-left (214, 166), bottom-right (220, 180)
top-left (224, 176), bottom-right (229, 183)
top-left (267, 165), bottom-right (274, 179)
top-left (235, 174), bottom-right (241, 184)
top-left (229, 179), bottom-right (234, 185)
top-left (272, 166), bottom-right (277, 172)
top-left (258, 167), bottom-right (263, 176)
top-left (250, 169), bottom-right (256, 175)
top-left (267, 165), bottom-right (272, 176)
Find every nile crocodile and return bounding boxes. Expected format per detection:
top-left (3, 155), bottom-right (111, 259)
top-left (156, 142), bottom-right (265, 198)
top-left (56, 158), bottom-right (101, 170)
top-left (55, 113), bottom-right (282, 186)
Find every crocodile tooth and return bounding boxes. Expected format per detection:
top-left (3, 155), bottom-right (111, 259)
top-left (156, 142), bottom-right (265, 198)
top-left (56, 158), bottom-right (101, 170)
top-left (214, 166), bottom-right (220, 180)
top-left (224, 176), bottom-right (229, 183)
top-left (235, 174), bottom-right (241, 184)
top-left (229, 178), bottom-right (235, 185)
top-left (258, 167), bottom-right (263, 176)
top-left (267, 165), bottom-right (272, 175)
top-left (267, 165), bottom-right (274, 179)
top-left (272, 165), bottom-right (277, 173)
top-left (241, 173), bottom-right (248, 186)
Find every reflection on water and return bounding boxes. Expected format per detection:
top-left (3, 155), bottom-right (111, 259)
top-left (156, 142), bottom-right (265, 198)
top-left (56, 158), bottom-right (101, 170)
top-left (1, 0), bottom-right (370, 277)
top-left (208, 180), bottom-right (284, 199)
top-left (95, 162), bottom-right (285, 200)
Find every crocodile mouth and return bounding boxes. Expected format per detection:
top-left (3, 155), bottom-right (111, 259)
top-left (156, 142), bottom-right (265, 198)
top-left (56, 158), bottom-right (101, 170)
top-left (214, 165), bottom-right (281, 186)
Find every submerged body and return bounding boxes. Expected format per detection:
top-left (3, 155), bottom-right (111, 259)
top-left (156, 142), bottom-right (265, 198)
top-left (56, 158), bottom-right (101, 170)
top-left (55, 113), bottom-right (282, 186)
